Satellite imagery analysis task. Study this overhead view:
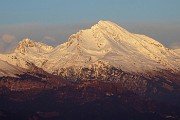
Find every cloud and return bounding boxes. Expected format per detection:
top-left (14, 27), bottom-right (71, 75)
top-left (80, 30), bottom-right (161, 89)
top-left (43, 36), bottom-right (56, 42)
top-left (0, 34), bottom-right (18, 53)
top-left (2, 34), bottom-right (16, 43)
top-left (170, 42), bottom-right (180, 49)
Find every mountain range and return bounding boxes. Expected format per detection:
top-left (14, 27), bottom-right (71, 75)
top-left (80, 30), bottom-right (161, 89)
top-left (1, 21), bottom-right (180, 75)
top-left (0, 21), bottom-right (180, 120)
top-left (0, 21), bottom-right (180, 90)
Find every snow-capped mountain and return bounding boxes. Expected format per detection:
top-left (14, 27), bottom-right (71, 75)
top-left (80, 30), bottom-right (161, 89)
top-left (0, 21), bottom-right (180, 80)
top-left (1, 21), bottom-right (180, 120)
top-left (42, 21), bottom-right (180, 75)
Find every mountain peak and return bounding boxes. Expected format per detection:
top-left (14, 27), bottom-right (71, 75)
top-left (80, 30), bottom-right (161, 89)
top-left (65, 20), bottom-right (133, 51)
top-left (97, 20), bottom-right (112, 25)
top-left (92, 20), bottom-right (127, 31)
top-left (96, 20), bottom-right (117, 25)
top-left (17, 38), bottom-right (36, 48)
top-left (15, 38), bottom-right (36, 53)
top-left (89, 21), bottom-right (131, 42)
top-left (91, 20), bottom-right (113, 29)
top-left (21, 38), bottom-right (35, 45)
top-left (15, 38), bottom-right (53, 54)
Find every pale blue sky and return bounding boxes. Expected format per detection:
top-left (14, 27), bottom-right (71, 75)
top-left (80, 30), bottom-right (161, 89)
top-left (0, 0), bottom-right (180, 52)
top-left (0, 0), bottom-right (180, 24)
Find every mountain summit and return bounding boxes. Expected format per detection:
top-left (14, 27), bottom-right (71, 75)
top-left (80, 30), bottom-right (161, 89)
top-left (15, 38), bottom-right (53, 54)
